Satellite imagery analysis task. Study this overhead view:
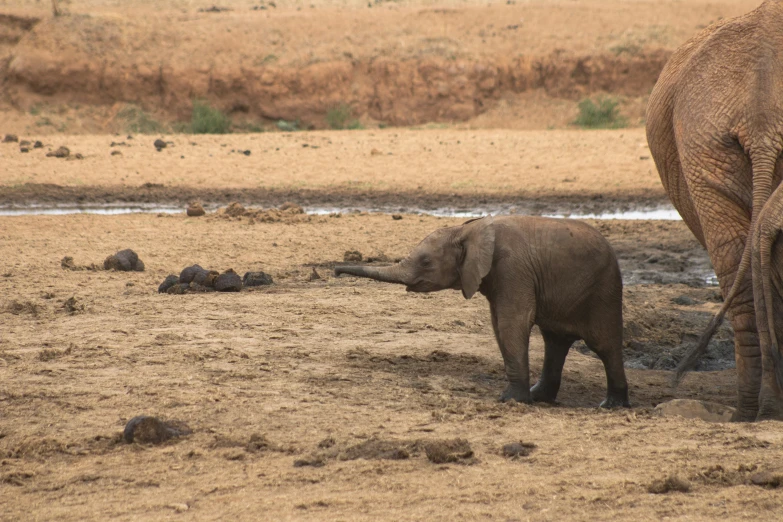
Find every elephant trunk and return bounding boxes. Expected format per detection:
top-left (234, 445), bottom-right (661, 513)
top-left (334, 263), bottom-right (412, 285)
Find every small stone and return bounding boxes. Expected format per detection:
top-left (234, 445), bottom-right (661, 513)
top-left (158, 275), bottom-right (180, 293)
top-left (502, 442), bottom-right (536, 458)
top-left (3, 134), bottom-right (18, 143)
top-left (243, 150), bottom-right (251, 156)
top-left (187, 202), bottom-right (206, 217)
top-left (344, 250), bottom-right (363, 262)
top-left (672, 295), bottom-right (697, 306)
top-left (154, 138), bottom-right (167, 150)
top-left (370, 148), bottom-right (382, 156)
top-left (392, 214), bottom-right (402, 220)
top-left (168, 504), bottom-right (189, 513)
top-left (19, 147), bottom-right (29, 153)
top-left (750, 471), bottom-right (782, 488)
top-left (111, 150), bottom-right (122, 156)
top-left (33, 141), bottom-right (43, 148)
top-left (215, 269), bottom-right (242, 292)
top-left (73, 153), bottom-right (84, 159)
top-left (19, 140), bottom-right (30, 146)
top-left (103, 249), bottom-right (144, 271)
top-left (123, 416), bottom-right (191, 444)
top-left (243, 271), bottom-right (274, 287)
top-left (46, 146), bottom-right (70, 158)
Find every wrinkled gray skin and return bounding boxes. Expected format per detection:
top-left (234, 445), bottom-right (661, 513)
top-left (335, 216), bottom-right (630, 407)
top-left (647, 0), bottom-right (783, 421)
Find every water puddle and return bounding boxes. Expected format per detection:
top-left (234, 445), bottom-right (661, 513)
top-left (0, 203), bottom-right (682, 220)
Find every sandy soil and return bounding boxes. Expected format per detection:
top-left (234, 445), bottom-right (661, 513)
top-left (1, 210), bottom-right (781, 521)
top-left (0, 129), bottom-right (664, 210)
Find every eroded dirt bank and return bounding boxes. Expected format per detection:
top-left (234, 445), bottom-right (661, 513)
top-left (0, 0), bottom-right (761, 130)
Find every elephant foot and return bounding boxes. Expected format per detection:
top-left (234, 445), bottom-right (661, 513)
top-left (500, 382), bottom-right (531, 404)
top-left (530, 380), bottom-right (559, 403)
top-left (756, 384), bottom-right (783, 421)
top-left (730, 409), bottom-right (758, 422)
top-left (599, 388), bottom-right (630, 409)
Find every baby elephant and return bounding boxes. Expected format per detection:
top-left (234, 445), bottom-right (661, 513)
top-left (335, 216), bottom-right (630, 408)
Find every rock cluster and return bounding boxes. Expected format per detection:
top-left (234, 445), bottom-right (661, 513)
top-left (158, 265), bottom-right (274, 294)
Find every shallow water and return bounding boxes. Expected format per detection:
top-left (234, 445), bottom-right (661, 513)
top-left (0, 202), bottom-right (683, 220)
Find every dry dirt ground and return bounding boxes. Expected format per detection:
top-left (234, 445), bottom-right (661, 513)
top-left (1, 129), bottom-right (782, 521)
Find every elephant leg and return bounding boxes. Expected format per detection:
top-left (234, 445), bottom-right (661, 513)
top-left (584, 335), bottom-right (630, 409)
top-left (489, 301), bottom-right (533, 403)
top-left (756, 235), bottom-right (783, 420)
top-left (679, 151), bottom-right (761, 421)
top-left (530, 330), bottom-right (574, 403)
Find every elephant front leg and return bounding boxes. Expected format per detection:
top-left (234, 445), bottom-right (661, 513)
top-left (490, 302), bottom-right (533, 403)
top-left (530, 330), bottom-right (574, 403)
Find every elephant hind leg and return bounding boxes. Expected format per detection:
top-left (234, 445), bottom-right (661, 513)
top-left (530, 330), bottom-right (574, 403)
top-left (583, 330), bottom-right (629, 409)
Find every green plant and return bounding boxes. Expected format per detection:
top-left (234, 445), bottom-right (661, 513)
top-left (326, 104), bottom-right (352, 130)
top-left (346, 119), bottom-right (364, 130)
top-left (190, 100), bottom-right (231, 134)
top-left (276, 119), bottom-right (299, 132)
top-left (573, 97), bottom-right (627, 129)
top-left (118, 105), bottom-right (165, 134)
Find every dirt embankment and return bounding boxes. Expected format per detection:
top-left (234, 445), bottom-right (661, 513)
top-left (0, 8), bottom-right (672, 128)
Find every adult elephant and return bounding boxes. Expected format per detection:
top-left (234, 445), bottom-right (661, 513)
top-left (646, 0), bottom-right (783, 421)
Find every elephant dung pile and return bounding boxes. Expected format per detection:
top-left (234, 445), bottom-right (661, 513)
top-left (159, 265), bottom-right (274, 294)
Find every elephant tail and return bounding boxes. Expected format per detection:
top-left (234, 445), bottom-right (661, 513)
top-left (754, 201), bottom-right (783, 393)
top-left (671, 244), bottom-right (749, 386)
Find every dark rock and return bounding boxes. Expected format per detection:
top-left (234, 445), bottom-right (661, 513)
top-left (166, 283), bottom-right (189, 295)
top-left (243, 271), bottom-right (274, 287)
top-left (158, 275), bottom-right (180, 293)
top-left (33, 141), bottom-right (43, 148)
top-left (344, 250), bottom-right (363, 262)
top-left (672, 295), bottom-right (697, 306)
top-left (215, 269), bottom-right (242, 292)
top-left (3, 134), bottom-right (18, 143)
top-left (19, 147), bottom-right (29, 153)
top-left (193, 269), bottom-right (219, 287)
top-left (502, 442), bottom-right (536, 458)
top-left (46, 146), bottom-right (70, 158)
top-left (123, 416), bottom-right (192, 444)
top-left (187, 203), bottom-right (206, 217)
top-left (392, 214), bottom-right (403, 220)
top-left (179, 264), bottom-right (207, 284)
top-left (73, 153), bottom-right (84, 160)
top-left (19, 140), bottom-right (30, 146)
top-left (154, 139), bottom-right (167, 150)
top-left (243, 150), bottom-right (251, 156)
top-left (103, 249), bottom-right (145, 271)
top-left (111, 150), bottom-right (122, 156)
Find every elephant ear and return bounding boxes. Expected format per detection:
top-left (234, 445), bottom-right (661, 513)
top-left (458, 216), bottom-right (495, 299)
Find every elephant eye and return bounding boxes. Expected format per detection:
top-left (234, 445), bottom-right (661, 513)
top-left (420, 256), bottom-right (431, 267)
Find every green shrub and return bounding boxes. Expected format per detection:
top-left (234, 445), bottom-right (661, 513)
top-left (276, 119), bottom-right (299, 132)
top-left (326, 104), bottom-right (352, 130)
top-left (190, 100), bottom-right (231, 134)
top-left (573, 97), bottom-right (627, 129)
top-left (118, 105), bottom-right (164, 134)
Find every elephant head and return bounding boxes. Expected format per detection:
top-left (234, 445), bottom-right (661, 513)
top-left (335, 216), bottom-right (495, 299)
